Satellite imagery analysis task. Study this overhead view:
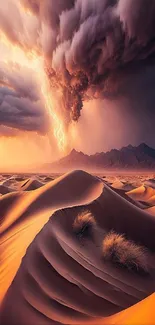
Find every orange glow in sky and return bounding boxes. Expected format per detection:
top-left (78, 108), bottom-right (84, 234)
top-left (0, 27), bottom-right (68, 164)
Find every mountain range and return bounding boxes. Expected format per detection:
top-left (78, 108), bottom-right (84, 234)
top-left (44, 143), bottom-right (155, 171)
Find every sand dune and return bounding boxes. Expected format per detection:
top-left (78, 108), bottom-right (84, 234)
top-left (145, 179), bottom-right (155, 189)
top-left (1, 171), bottom-right (155, 324)
top-left (147, 195), bottom-right (155, 206)
top-left (111, 180), bottom-right (134, 192)
top-left (1, 177), bottom-right (21, 190)
top-left (0, 184), bottom-right (13, 195)
top-left (14, 176), bottom-right (28, 182)
top-left (0, 171), bottom-right (103, 304)
top-left (43, 176), bottom-right (54, 182)
top-left (127, 185), bottom-right (155, 202)
top-left (19, 178), bottom-right (44, 191)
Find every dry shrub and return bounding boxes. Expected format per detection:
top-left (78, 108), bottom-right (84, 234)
top-left (102, 231), bottom-right (149, 274)
top-left (73, 210), bottom-right (96, 240)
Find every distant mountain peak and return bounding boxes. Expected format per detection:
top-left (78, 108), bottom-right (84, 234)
top-left (138, 143), bottom-right (150, 150)
top-left (44, 143), bottom-right (155, 171)
top-left (121, 143), bottom-right (150, 152)
top-left (70, 148), bottom-right (78, 155)
top-left (121, 144), bottom-right (134, 151)
top-left (127, 144), bottom-right (134, 149)
top-left (70, 149), bottom-right (84, 156)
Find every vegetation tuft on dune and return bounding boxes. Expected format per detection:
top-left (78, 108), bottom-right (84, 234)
top-left (102, 231), bottom-right (149, 274)
top-left (73, 210), bottom-right (96, 240)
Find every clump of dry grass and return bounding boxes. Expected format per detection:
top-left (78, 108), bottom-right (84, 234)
top-left (73, 210), bottom-right (96, 240)
top-left (102, 231), bottom-right (149, 274)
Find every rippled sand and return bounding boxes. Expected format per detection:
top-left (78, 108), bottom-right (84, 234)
top-left (1, 171), bottom-right (155, 324)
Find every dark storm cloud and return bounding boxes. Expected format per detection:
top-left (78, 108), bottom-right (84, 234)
top-left (0, 90), bottom-right (46, 132)
top-left (0, 63), bottom-right (49, 133)
top-left (0, 62), bottom-right (40, 101)
top-left (20, 0), bottom-right (155, 124)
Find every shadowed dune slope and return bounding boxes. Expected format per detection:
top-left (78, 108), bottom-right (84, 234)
top-left (1, 171), bottom-right (155, 324)
top-left (145, 179), bottom-right (155, 189)
top-left (0, 184), bottom-right (13, 195)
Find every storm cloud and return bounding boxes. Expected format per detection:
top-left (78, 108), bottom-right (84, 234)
top-left (0, 63), bottom-right (49, 133)
top-left (19, 0), bottom-right (155, 124)
top-left (0, 0), bottom-right (155, 151)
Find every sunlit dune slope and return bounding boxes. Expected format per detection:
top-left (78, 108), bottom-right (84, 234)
top-left (147, 195), bottom-right (155, 206)
top-left (127, 185), bottom-right (155, 202)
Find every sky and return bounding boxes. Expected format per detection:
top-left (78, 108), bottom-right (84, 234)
top-left (0, 0), bottom-right (155, 171)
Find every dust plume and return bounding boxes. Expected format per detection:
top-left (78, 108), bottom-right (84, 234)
top-left (20, 0), bottom-right (155, 125)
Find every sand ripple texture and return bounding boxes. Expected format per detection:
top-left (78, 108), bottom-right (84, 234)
top-left (1, 170), bottom-right (155, 324)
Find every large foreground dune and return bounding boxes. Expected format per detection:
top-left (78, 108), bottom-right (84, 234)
top-left (1, 170), bottom-right (155, 324)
